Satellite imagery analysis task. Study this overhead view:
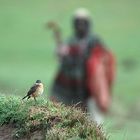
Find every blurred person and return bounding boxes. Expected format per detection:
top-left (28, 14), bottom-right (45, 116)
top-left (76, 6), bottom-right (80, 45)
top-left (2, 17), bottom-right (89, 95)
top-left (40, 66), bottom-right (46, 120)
top-left (49, 8), bottom-right (115, 124)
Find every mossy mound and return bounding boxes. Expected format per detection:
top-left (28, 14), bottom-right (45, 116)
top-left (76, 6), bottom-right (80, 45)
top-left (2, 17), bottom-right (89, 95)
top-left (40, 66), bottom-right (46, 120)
top-left (0, 95), bottom-right (107, 140)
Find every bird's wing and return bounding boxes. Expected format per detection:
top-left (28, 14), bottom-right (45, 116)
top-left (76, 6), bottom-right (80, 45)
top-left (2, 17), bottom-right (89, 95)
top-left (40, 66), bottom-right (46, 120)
top-left (27, 84), bottom-right (39, 96)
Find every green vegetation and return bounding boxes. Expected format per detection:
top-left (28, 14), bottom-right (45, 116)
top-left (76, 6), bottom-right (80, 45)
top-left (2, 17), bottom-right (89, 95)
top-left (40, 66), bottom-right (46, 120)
top-left (0, 0), bottom-right (140, 139)
top-left (0, 95), bottom-right (106, 140)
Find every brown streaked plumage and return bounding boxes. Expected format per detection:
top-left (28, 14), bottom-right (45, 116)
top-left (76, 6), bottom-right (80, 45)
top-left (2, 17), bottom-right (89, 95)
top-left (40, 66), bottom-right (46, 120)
top-left (22, 80), bottom-right (44, 101)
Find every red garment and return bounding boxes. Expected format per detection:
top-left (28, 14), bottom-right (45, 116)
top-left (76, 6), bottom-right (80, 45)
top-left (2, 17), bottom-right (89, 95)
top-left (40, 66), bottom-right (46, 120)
top-left (86, 44), bottom-right (116, 112)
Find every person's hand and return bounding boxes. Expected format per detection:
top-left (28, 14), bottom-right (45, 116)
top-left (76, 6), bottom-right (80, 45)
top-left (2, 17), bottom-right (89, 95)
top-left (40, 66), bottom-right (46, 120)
top-left (47, 21), bottom-right (58, 31)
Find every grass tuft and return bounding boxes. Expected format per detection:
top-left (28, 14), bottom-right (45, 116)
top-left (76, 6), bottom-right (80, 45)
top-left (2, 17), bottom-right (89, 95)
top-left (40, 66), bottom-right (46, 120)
top-left (0, 95), bottom-right (107, 140)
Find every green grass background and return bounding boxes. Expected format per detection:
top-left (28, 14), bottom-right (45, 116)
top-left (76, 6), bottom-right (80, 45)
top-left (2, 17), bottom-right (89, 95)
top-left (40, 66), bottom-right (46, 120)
top-left (0, 0), bottom-right (140, 139)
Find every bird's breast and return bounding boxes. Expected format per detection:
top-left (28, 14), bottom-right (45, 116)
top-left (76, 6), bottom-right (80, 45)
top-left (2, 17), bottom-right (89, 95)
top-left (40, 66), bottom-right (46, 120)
top-left (32, 85), bottom-right (44, 97)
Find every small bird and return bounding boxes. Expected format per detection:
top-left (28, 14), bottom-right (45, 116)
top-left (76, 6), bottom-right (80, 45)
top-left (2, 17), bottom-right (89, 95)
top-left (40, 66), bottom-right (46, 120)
top-left (22, 80), bottom-right (44, 102)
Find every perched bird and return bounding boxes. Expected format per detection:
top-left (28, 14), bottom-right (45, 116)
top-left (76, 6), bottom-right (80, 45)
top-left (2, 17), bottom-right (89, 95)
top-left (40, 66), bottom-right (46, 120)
top-left (22, 80), bottom-right (44, 101)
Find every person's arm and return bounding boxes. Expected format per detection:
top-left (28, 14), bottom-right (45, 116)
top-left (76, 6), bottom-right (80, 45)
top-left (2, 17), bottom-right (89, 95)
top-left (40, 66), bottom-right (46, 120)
top-left (47, 21), bottom-right (69, 58)
top-left (47, 21), bottom-right (62, 46)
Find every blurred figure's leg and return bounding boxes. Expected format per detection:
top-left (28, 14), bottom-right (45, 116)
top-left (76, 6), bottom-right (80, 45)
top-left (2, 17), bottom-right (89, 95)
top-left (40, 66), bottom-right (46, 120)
top-left (87, 98), bottom-right (104, 125)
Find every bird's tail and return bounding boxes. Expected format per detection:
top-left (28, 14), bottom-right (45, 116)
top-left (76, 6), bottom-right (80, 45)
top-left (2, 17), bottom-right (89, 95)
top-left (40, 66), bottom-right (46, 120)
top-left (22, 95), bottom-right (28, 100)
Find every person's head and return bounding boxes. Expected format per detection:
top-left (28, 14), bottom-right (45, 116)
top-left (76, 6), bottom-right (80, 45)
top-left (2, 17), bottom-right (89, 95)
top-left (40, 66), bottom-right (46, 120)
top-left (73, 8), bottom-right (91, 39)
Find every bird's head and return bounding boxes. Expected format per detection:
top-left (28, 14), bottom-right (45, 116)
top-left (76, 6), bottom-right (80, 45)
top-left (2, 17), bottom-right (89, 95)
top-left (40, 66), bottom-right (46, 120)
top-left (36, 80), bottom-right (42, 83)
